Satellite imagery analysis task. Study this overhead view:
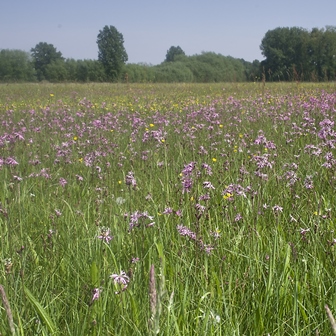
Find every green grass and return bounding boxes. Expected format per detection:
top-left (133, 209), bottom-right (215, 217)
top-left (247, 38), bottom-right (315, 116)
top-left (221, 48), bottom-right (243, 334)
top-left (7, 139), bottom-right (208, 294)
top-left (0, 82), bottom-right (336, 335)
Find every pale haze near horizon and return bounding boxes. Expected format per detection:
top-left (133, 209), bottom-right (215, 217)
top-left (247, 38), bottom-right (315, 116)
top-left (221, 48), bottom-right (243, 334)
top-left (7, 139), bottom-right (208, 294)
top-left (1, 0), bottom-right (335, 65)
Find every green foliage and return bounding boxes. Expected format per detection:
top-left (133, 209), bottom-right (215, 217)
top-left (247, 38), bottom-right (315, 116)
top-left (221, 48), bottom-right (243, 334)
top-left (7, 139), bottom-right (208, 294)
top-left (180, 52), bottom-right (247, 82)
top-left (165, 46), bottom-right (186, 62)
top-left (44, 59), bottom-right (68, 82)
top-left (153, 61), bottom-right (194, 82)
top-left (123, 63), bottom-right (156, 82)
top-left (240, 58), bottom-right (262, 81)
top-left (76, 60), bottom-right (106, 82)
top-left (260, 26), bottom-right (336, 81)
top-left (1, 82), bottom-right (336, 334)
top-left (97, 25), bottom-right (128, 81)
top-left (31, 42), bottom-right (64, 81)
top-left (0, 49), bottom-right (36, 82)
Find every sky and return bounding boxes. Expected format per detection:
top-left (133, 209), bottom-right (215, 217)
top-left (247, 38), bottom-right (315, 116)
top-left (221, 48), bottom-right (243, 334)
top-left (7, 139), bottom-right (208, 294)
top-left (1, 0), bottom-right (336, 65)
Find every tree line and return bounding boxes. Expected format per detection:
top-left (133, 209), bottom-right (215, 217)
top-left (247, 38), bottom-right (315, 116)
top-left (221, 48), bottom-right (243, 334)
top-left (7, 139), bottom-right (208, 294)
top-left (0, 25), bottom-right (335, 83)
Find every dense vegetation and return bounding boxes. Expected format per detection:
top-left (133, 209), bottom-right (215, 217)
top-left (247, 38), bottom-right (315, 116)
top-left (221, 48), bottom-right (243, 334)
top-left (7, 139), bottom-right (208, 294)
top-left (1, 82), bottom-right (336, 335)
top-left (0, 26), bottom-right (336, 82)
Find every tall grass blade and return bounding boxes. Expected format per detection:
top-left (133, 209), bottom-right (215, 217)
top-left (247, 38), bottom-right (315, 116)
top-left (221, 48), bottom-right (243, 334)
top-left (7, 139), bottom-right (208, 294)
top-left (24, 286), bottom-right (57, 334)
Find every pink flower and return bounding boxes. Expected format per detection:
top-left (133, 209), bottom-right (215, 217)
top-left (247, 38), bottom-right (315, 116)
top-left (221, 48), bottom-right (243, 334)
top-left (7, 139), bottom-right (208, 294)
top-left (91, 288), bottom-right (102, 303)
top-left (59, 178), bottom-right (67, 187)
top-left (97, 227), bottom-right (113, 244)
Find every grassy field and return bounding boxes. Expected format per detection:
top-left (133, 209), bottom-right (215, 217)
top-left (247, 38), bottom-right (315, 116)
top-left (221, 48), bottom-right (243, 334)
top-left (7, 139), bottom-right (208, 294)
top-left (1, 82), bottom-right (336, 335)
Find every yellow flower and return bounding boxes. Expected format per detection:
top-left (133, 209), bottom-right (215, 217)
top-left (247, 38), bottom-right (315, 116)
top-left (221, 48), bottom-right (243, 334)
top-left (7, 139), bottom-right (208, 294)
top-left (118, 180), bottom-right (122, 184)
top-left (223, 193), bottom-right (233, 200)
top-left (149, 123), bottom-right (154, 127)
top-left (73, 136), bottom-right (78, 141)
top-left (161, 139), bottom-right (165, 143)
top-left (219, 124), bottom-right (223, 128)
top-left (78, 158), bottom-right (83, 163)
top-left (50, 93), bottom-right (54, 97)
top-left (212, 158), bottom-right (217, 162)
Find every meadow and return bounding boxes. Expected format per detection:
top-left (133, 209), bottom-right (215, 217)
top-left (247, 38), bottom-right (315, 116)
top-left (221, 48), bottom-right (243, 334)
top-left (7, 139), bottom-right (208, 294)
top-left (1, 82), bottom-right (336, 335)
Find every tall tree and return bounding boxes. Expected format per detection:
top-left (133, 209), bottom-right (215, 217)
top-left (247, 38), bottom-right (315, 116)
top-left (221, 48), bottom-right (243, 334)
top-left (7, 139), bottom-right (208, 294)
top-left (260, 27), bottom-right (311, 81)
top-left (260, 26), bottom-right (336, 81)
top-left (165, 46), bottom-right (186, 62)
top-left (31, 42), bottom-right (64, 81)
top-left (97, 25), bottom-right (128, 81)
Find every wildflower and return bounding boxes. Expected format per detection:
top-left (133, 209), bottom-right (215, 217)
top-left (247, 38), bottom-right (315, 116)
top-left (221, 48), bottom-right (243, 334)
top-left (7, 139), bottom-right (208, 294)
top-left (210, 228), bottom-right (221, 239)
top-left (202, 244), bottom-right (215, 255)
top-left (199, 193), bottom-right (210, 201)
top-left (73, 136), bottom-right (78, 141)
top-left (59, 178), bottom-right (67, 187)
top-left (201, 163), bottom-right (212, 175)
top-left (110, 271), bottom-right (130, 293)
top-left (5, 157), bottom-right (19, 165)
top-left (272, 205), bottom-right (283, 212)
top-left (97, 227), bottom-right (113, 244)
top-left (177, 225), bottom-right (197, 240)
top-left (162, 207), bottom-right (173, 215)
top-left (300, 228), bottom-right (310, 236)
top-left (223, 193), bottom-right (233, 200)
top-left (304, 175), bottom-right (314, 189)
top-left (203, 181), bottom-right (215, 189)
top-left (128, 211), bottom-right (154, 230)
top-left (125, 171), bottom-right (137, 189)
top-left (212, 158), bottom-right (217, 162)
top-left (91, 288), bottom-right (102, 303)
top-left (55, 209), bottom-right (62, 217)
top-left (182, 178), bottom-right (193, 193)
top-left (181, 162), bottom-right (196, 176)
top-left (195, 203), bottom-right (206, 214)
top-left (235, 213), bottom-right (243, 221)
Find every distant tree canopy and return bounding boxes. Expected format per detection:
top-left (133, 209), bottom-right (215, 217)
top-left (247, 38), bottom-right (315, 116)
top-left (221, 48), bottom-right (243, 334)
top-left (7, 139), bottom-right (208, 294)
top-left (31, 42), bottom-right (64, 81)
top-left (165, 46), bottom-right (186, 62)
top-left (0, 49), bottom-right (36, 82)
top-left (3, 25), bottom-right (336, 83)
top-left (97, 25), bottom-right (128, 81)
top-left (122, 52), bottom-right (250, 83)
top-left (260, 26), bottom-right (336, 81)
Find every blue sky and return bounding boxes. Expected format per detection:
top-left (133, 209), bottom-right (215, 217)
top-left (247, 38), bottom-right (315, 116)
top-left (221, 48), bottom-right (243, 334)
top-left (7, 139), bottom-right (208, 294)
top-left (1, 0), bottom-right (335, 65)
